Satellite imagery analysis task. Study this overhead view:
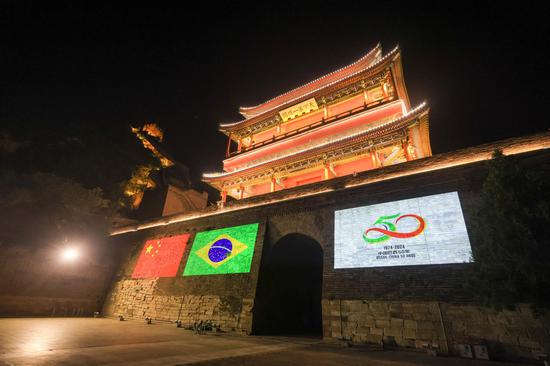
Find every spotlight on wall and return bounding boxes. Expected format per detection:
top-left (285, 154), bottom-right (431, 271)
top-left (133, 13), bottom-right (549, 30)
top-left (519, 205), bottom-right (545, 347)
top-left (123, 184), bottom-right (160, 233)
top-left (61, 247), bottom-right (80, 262)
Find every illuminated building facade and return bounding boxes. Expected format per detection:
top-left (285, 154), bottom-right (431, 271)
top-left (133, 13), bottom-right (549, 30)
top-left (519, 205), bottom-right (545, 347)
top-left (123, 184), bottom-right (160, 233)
top-left (106, 131), bottom-right (550, 359)
top-left (203, 44), bottom-right (432, 201)
top-left (101, 43), bottom-right (550, 360)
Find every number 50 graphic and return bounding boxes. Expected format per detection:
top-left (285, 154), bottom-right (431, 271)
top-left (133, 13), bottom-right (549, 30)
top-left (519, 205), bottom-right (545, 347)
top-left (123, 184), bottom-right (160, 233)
top-left (363, 213), bottom-right (426, 244)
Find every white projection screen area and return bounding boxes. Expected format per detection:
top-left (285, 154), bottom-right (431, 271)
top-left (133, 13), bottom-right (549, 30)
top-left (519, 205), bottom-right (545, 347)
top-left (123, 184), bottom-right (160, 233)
top-left (334, 192), bottom-right (473, 269)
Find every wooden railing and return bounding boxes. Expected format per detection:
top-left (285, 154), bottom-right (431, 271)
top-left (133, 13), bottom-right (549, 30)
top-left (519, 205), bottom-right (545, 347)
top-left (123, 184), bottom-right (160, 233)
top-left (229, 96), bottom-right (394, 157)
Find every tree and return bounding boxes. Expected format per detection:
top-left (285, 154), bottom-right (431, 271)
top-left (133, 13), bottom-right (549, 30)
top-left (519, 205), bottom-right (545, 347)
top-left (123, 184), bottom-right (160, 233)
top-left (0, 122), bottom-right (157, 204)
top-left (0, 171), bottom-right (115, 248)
top-left (467, 150), bottom-right (550, 314)
top-left (0, 123), bottom-right (156, 247)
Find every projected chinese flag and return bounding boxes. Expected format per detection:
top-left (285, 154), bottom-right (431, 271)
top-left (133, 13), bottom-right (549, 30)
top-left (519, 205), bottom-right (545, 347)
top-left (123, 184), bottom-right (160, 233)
top-left (131, 234), bottom-right (190, 278)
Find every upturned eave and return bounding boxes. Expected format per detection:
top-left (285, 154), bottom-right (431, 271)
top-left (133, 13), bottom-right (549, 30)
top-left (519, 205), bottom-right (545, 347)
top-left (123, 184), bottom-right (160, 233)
top-left (218, 44), bottom-right (402, 138)
top-left (204, 102), bottom-right (430, 185)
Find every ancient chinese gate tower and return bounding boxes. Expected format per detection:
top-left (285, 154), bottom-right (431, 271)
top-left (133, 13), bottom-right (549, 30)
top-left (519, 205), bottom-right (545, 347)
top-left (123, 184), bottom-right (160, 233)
top-left (105, 42), bottom-right (550, 359)
top-left (203, 44), bottom-right (432, 201)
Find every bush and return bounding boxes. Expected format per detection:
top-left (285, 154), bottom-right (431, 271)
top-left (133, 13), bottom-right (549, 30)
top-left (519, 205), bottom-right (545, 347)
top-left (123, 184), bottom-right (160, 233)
top-left (467, 150), bottom-right (550, 315)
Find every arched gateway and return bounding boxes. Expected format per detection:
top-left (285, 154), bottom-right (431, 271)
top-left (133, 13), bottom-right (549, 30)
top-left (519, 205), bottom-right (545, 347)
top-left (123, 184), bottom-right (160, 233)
top-left (252, 233), bottom-right (323, 336)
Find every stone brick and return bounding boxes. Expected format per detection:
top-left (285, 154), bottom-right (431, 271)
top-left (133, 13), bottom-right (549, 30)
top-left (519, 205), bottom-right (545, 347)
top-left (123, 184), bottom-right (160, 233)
top-left (390, 318), bottom-right (404, 328)
top-left (499, 334), bottom-right (519, 346)
top-left (355, 325), bottom-right (369, 336)
top-left (369, 302), bottom-right (389, 315)
top-left (351, 334), bottom-right (367, 343)
top-left (358, 314), bottom-right (375, 326)
top-left (370, 327), bottom-right (384, 335)
top-left (403, 303), bottom-right (430, 314)
top-left (384, 327), bottom-right (403, 337)
top-left (375, 319), bottom-right (390, 328)
top-left (403, 327), bottom-right (416, 339)
top-left (463, 308), bottom-right (488, 324)
top-left (393, 336), bottom-right (407, 347)
top-left (389, 303), bottom-right (403, 313)
top-left (411, 311), bottom-right (433, 321)
top-left (449, 321), bottom-right (466, 335)
top-left (416, 329), bottom-right (436, 340)
top-left (443, 307), bottom-right (466, 317)
top-left (366, 334), bottom-right (383, 343)
top-left (416, 320), bottom-right (436, 330)
top-left (518, 337), bottom-right (543, 350)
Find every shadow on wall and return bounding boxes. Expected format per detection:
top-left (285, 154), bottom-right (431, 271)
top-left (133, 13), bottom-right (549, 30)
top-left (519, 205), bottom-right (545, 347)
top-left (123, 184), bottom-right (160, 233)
top-left (253, 233), bottom-right (323, 336)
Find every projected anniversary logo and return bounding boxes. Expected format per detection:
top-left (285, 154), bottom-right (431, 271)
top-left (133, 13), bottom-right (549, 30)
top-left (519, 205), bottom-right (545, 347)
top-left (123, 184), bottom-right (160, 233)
top-left (363, 213), bottom-right (426, 244)
top-left (334, 192), bottom-right (472, 269)
top-left (183, 223), bottom-right (259, 276)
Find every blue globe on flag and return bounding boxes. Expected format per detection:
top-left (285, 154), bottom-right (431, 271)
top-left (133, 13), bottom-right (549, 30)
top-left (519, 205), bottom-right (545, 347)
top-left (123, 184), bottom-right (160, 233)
top-left (208, 238), bottom-right (233, 262)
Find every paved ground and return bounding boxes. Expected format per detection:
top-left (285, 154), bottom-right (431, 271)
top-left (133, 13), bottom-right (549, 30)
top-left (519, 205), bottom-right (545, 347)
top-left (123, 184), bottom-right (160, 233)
top-left (0, 318), bottom-right (530, 366)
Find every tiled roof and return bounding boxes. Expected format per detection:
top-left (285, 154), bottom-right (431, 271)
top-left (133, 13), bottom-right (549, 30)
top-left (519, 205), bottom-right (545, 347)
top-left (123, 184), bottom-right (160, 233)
top-left (219, 44), bottom-right (400, 131)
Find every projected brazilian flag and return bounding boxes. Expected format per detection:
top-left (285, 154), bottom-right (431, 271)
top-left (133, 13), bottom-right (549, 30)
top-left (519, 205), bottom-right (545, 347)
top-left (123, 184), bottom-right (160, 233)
top-left (183, 223), bottom-right (259, 276)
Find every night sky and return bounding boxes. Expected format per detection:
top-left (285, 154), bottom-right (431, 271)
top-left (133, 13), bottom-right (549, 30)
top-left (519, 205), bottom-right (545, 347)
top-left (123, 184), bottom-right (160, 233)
top-left (2, 2), bottom-right (549, 185)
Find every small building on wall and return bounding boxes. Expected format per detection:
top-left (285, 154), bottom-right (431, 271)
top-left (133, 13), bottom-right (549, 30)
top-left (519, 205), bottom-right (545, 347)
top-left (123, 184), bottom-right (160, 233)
top-left (103, 44), bottom-right (550, 360)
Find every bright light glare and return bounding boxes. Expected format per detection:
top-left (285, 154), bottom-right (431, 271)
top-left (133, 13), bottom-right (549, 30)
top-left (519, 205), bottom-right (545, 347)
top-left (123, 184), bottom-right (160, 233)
top-left (61, 247), bottom-right (79, 262)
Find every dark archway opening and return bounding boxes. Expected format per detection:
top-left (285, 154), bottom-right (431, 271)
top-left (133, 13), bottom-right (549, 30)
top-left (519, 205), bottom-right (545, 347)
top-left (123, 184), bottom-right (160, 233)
top-left (253, 233), bottom-right (323, 336)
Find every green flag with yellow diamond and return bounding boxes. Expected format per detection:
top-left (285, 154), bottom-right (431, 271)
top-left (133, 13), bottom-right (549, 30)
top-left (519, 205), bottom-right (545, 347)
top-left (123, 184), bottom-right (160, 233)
top-left (183, 223), bottom-right (259, 276)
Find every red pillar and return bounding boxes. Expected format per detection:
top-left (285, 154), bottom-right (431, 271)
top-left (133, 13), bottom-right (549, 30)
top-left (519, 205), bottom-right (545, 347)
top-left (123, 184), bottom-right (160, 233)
top-left (221, 190), bottom-right (227, 206)
top-left (225, 135), bottom-right (232, 158)
top-left (402, 140), bottom-right (411, 161)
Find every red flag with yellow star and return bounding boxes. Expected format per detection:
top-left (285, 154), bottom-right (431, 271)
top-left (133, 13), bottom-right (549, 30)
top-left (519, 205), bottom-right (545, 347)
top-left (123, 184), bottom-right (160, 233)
top-left (131, 234), bottom-right (190, 278)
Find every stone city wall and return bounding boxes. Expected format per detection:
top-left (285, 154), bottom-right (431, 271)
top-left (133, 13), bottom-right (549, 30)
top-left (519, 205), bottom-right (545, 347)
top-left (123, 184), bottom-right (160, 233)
top-left (104, 149), bottom-right (550, 359)
top-left (324, 299), bottom-right (549, 360)
top-left (102, 215), bottom-right (266, 333)
top-left (103, 278), bottom-right (254, 332)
